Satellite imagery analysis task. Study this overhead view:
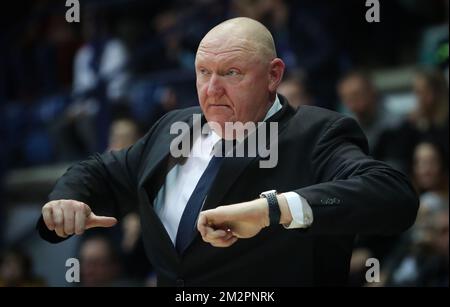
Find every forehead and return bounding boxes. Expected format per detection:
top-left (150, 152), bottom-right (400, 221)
top-left (196, 37), bottom-right (260, 65)
top-left (342, 76), bottom-right (366, 88)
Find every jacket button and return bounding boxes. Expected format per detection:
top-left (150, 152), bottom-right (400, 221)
top-left (176, 279), bottom-right (185, 287)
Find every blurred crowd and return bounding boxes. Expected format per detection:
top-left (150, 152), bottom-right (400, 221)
top-left (0, 0), bottom-right (448, 286)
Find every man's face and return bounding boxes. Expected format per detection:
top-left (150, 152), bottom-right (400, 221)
top-left (338, 77), bottom-right (375, 116)
top-left (108, 120), bottom-right (139, 151)
top-left (413, 76), bottom-right (435, 110)
top-left (278, 80), bottom-right (309, 108)
top-left (413, 143), bottom-right (442, 190)
top-left (195, 38), bottom-right (273, 134)
top-left (80, 239), bottom-right (118, 287)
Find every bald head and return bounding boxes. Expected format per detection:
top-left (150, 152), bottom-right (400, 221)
top-left (198, 17), bottom-right (277, 62)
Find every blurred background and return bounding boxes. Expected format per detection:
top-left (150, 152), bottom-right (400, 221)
top-left (0, 0), bottom-right (448, 287)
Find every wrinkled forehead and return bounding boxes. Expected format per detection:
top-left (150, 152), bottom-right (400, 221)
top-left (197, 37), bottom-right (258, 55)
top-left (196, 37), bottom-right (265, 65)
top-left (199, 35), bottom-right (257, 52)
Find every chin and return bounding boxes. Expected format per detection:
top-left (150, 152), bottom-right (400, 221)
top-left (206, 113), bottom-right (234, 125)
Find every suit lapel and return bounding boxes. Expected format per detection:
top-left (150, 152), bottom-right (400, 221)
top-left (137, 111), bottom-right (200, 260)
top-left (138, 114), bottom-right (195, 188)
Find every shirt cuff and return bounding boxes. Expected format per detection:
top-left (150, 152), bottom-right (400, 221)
top-left (281, 192), bottom-right (314, 229)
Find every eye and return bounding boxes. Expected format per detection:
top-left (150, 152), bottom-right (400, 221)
top-left (198, 68), bottom-right (210, 76)
top-left (225, 69), bottom-right (239, 76)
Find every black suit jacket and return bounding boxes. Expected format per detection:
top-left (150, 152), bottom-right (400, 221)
top-left (38, 96), bottom-right (419, 286)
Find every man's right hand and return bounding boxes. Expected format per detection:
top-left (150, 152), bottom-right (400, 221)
top-left (42, 200), bottom-right (118, 238)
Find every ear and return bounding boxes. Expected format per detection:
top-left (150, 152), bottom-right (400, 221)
top-left (268, 58), bottom-right (285, 93)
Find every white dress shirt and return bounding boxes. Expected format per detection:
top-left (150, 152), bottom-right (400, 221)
top-left (154, 95), bottom-right (313, 244)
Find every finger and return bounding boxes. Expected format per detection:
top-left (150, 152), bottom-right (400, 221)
top-left (81, 202), bottom-right (91, 217)
top-left (86, 213), bottom-right (117, 229)
top-left (55, 227), bottom-right (68, 238)
top-left (211, 236), bottom-right (238, 248)
top-left (224, 236), bottom-right (239, 247)
top-left (197, 214), bottom-right (208, 238)
top-left (205, 227), bottom-right (228, 241)
top-left (210, 231), bottom-right (235, 244)
top-left (74, 209), bottom-right (86, 235)
top-left (200, 226), bottom-right (216, 242)
top-left (211, 230), bottom-right (234, 240)
top-left (53, 206), bottom-right (67, 237)
top-left (223, 231), bottom-right (234, 241)
top-left (63, 208), bottom-right (75, 235)
top-left (42, 205), bottom-right (55, 231)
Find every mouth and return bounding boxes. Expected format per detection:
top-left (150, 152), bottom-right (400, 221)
top-left (209, 104), bottom-right (231, 108)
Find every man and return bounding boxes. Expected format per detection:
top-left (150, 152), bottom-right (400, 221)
top-left (38, 17), bottom-right (418, 286)
top-left (278, 71), bottom-right (312, 109)
top-left (78, 235), bottom-right (121, 287)
top-left (107, 118), bottom-right (141, 152)
top-left (337, 71), bottom-right (398, 154)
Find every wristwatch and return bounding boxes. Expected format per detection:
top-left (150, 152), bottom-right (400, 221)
top-left (259, 190), bottom-right (281, 226)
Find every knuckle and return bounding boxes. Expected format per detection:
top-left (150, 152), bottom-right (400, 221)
top-left (65, 212), bottom-right (74, 221)
top-left (43, 201), bottom-right (56, 211)
top-left (64, 224), bottom-right (74, 232)
top-left (59, 200), bottom-right (70, 209)
top-left (75, 229), bottom-right (85, 235)
top-left (53, 202), bottom-right (62, 210)
top-left (74, 202), bottom-right (84, 210)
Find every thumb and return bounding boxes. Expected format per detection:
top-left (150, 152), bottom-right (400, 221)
top-left (86, 212), bottom-right (118, 229)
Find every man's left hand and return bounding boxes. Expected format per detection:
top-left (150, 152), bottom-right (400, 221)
top-left (197, 199), bottom-right (270, 247)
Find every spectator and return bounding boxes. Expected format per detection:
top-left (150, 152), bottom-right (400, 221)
top-left (78, 235), bottom-right (125, 287)
top-left (377, 141), bottom-right (448, 287)
top-left (376, 69), bottom-right (448, 175)
top-left (338, 70), bottom-right (398, 154)
top-left (381, 207), bottom-right (448, 287)
top-left (413, 141), bottom-right (449, 209)
top-left (278, 70), bottom-right (312, 109)
top-left (51, 8), bottom-right (131, 162)
top-left (107, 118), bottom-right (141, 152)
top-left (410, 69), bottom-right (449, 150)
top-left (0, 248), bottom-right (45, 287)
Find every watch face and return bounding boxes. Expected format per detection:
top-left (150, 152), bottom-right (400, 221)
top-left (260, 190), bottom-right (277, 197)
top-left (266, 190), bottom-right (277, 195)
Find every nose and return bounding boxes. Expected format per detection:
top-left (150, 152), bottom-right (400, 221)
top-left (206, 74), bottom-right (225, 97)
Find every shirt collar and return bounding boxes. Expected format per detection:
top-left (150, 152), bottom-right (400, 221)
top-left (263, 94), bottom-right (282, 122)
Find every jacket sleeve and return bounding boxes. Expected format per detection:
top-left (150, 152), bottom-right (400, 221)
top-left (37, 113), bottom-right (169, 243)
top-left (295, 116), bottom-right (419, 235)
